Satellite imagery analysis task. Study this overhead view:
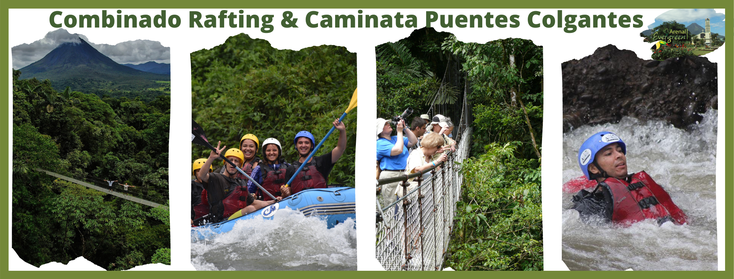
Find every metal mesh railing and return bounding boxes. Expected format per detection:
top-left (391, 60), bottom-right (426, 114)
top-left (376, 127), bottom-right (471, 271)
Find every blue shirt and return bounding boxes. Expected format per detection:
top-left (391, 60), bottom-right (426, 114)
top-left (377, 136), bottom-right (410, 171)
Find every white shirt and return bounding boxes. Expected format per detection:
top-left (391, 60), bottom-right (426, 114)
top-left (405, 148), bottom-right (433, 183)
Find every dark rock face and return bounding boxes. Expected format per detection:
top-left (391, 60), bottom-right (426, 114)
top-left (563, 45), bottom-right (717, 132)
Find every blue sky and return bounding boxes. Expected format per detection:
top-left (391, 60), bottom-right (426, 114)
top-left (647, 9), bottom-right (725, 36)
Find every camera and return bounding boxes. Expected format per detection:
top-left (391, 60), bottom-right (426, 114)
top-left (391, 107), bottom-right (413, 126)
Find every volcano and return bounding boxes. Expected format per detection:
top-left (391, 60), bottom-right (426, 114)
top-left (18, 37), bottom-right (169, 94)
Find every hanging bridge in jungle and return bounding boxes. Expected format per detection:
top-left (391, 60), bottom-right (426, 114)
top-left (376, 76), bottom-right (473, 270)
top-left (36, 168), bottom-right (167, 209)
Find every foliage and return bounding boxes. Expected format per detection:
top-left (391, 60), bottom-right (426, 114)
top-left (651, 46), bottom-right (695, 61)
top-left (443, 36), bottom-right (543, 159)
top-left (445, 142), bottom-right (542, 270)
top-left (376, 42), bottom-right (441, 119)
top-left (12, 69), bottom-right (169, 269)
top-left (191, 33), bottom-right (357, 186)
top-left (151, 248), bottom-right (171, 265)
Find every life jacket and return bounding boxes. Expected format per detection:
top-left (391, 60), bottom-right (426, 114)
top-left (220, 183), bottom-right (250, 219)
top-left (192, 180), bottom-right (210, 221)
top-left (600, 171), bottom-right (687, 226)
top-left (207, 174), bottom-right (251, 222)
top-left (290, 161), bottom-right (327, 194)
top-left (258, 164), bottom-right (288, 201)
top-left (234, 158), bottom-right (260, 180)
top-left (242, 160), bottom-right (256, 176)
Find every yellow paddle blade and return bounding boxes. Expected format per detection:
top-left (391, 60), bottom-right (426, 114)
top-left (228, 209), bottom-right (243, 220)
top-left (345, 88), bottom-right (358, 113)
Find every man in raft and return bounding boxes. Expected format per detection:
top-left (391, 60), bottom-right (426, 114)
top-left (198, 142), bottom-right (279, 223)
top-left (281, 119), bottom-right (347, 197)
top-left (572, 131), bottom-right (687, 226)
top-left (192, 158), bottom-right (212, 225)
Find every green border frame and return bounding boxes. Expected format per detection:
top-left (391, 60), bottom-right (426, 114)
top-left (1, 0), bottom-right (732, 278)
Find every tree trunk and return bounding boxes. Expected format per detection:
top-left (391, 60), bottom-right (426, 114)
top-left (517, 95), bottom-right (541, 159)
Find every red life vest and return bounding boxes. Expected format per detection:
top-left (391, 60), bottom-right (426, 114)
top-left (259, 164), bottom-right (288, 201)
top-left (243, 160), bottom-right (256, 176)
top-left (235, 159), bottom-right (259, 180)
top-left (193, 188), bottom-right (210, 220)
top-left (290, 162), bottom-right (327, 194)
top-left (220, 183), bottom-right (250, 219)
top-left (600, 171), bottom-right (687, 226)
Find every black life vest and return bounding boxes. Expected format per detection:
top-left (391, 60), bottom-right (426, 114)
top-left (290, 161), bottom-right (327, 194)
top-left (258, 164), bottom-right (288, 201)
top-left (600, 171), bottom-right (688, 226)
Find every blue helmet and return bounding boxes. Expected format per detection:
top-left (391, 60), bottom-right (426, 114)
top-left (294, 131), bottom-right (315, 151)
top-left (578, 131), bottom-right (626, 180)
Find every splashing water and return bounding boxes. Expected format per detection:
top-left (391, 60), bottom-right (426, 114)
top-left (561, 110), bottom-right (718, 271)
top-left (191, 208), bottom-right (357, 270)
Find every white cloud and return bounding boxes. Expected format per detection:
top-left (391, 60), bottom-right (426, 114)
top-left (11, 28), bottom-right (169, 69)
top-left (656, 9), bottom-right (721, 23)
top-left (94, 40), bottom-right (171, 65)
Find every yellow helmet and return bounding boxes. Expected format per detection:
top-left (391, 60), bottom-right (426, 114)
top-left (240, 134), bottom-right (259, 152)
top-left (192, 158), bottom-right (212, 176)
top-left (224, 148), bottom-right (245, 167)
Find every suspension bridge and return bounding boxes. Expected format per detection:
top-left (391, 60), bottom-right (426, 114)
top-left (376, 72), bottom-right (473, 270)
top-left (375, 126), bottom-right (470, 271)
top-left (36, 168), bottom-right (167, 209)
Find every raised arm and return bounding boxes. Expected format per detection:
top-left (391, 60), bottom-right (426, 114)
top-left (389, 119), bottom-right (405, 156)
top-left (331, 119), bottom-right (348, 163)
top-left (199, 141), bottom-right (225, 183)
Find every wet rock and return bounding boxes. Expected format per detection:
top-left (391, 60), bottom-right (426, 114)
top-left (563, 45), bottom-right (717, 132)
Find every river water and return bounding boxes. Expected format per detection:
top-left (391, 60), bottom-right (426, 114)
top-left (191, 208), bottom-right (357, 270)
top-left (561, 110), bottom-right (718, 271)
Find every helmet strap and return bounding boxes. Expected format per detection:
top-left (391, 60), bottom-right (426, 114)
top-left (589, 161), bottom-right (608, 180)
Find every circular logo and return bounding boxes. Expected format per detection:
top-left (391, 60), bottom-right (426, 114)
top-left (601, 133), bottom-right (620, 143)
top-left (261, 203), bottom-right (280, 218)
top-left (579, 149), bottom-right (592, 165)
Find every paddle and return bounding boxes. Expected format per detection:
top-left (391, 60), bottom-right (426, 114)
top-left (284, 88), bottom-right (358, 190)
top-left (192, 120), bottom-right (278, 201)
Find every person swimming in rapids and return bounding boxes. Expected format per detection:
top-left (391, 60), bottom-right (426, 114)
top-left (571, 131), bottom-right (688, 226)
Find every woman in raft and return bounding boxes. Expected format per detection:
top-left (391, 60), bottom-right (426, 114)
top-left (247, 138), bottom-right (291, 201)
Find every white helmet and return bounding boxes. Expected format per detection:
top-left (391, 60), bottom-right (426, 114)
top-left (262, 138), bottom-right (283, 162)
top-left (262, 138), bottom-right (282, 150)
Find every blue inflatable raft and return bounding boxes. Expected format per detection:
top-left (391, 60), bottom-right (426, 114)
top-left (192, 187), bottom-right (355, 241)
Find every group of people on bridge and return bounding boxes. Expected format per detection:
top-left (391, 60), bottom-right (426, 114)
top-left (191, 119), bottom-right (348, 226)
top-left (376, 114), bottom-right (456, 207)
top-left (103, 179), bottom-right (136, 192)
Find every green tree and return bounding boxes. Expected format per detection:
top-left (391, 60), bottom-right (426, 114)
top-left (445, 142), bottom-right (542, 270)
top-left (443, 37), bottom-right (543, 159)
top-left (376, 41), bottom-right (442, 119)
top-left (12, 69), bottom-right (170, 269)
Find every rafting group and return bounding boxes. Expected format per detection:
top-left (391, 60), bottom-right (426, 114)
top-left (191, 119), bottom-right (348, 227)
